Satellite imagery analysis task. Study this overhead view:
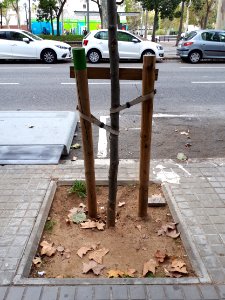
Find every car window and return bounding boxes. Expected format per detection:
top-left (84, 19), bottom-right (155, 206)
top-left (94, 31), bottom-right (108, 40)
top-left (117, 32), bottom-right (133, 42)
top-left (219, 32), bottom-right (225, 42)
top-left (0, 31), bottom-right (7, 39)
top-left (184, 31), bottom-right (197, 40)
top-left (9, 31), bottom-right (26, 41)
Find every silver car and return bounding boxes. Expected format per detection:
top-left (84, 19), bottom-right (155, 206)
top-left (177, 29), bottom-right (225, 63)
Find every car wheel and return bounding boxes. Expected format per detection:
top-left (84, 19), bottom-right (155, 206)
top-left (87, 49), bottom-right (101, 63)
top-left (188, 51), bottom-right (201, 64)
top-left (41, 49), bottom-right (57, 64)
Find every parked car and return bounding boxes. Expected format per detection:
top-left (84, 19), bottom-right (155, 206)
top-left (177, 29), bottom-right (225, 63)
top-left (82, 29), bottom-right (164, 63)
top-left (0, 29), bottom-right (72, 64)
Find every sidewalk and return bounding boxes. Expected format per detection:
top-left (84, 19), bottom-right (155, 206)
top-left (160, 41), bottom-right (178, 60)
top-left (0, 158), bottom-right (225, 299)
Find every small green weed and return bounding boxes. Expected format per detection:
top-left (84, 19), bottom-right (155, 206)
top-left (44, 219), bottom-right (56, 232)
top-left (68, 180), bottom-right (87, 198)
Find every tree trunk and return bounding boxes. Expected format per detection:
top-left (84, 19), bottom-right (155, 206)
top-left (152, 5), bottom-right (158, 42)
top-left (107, 0), bottom-right (120, 228)
top-left (102, 0), bottom-right (108, 28)
top-left (203, 1), bottom-right (210, 28)
top-left (144, 10), bottom-right (148, 39)
top-left (50, 8), bottom-right (54, 35)
top-left (176, 0), bottom-right (185, 46)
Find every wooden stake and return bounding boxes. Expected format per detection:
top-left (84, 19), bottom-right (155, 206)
top-left (72, 48), bottom-right (97, 219)
top-left (138, 55), bottom-right (156, 218)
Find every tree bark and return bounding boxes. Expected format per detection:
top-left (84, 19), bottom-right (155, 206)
top-left (107, 0), bottom-right (120, 228)
top-left (152, 5), bottom-right (158, 42)
top-left (102, 0), bottom-right (108, 28)
top-left (176, 0), bottom-right (185, 46)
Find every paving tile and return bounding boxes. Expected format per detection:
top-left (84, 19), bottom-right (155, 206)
top-left (217, 285), bottom-right (225, 299)
top-left (147, 286), bottom-right (167, 300)
top-left (182, 286), bottom-right (202, 300)
top-left (95, 286), bottom-right (111, 300)
top-left (164, 285), bottom-right (184, 300)
top-left (40, 287), bottom-right (59, 300)
top-left (209, 269), bottom-right (225, 283)
top-left (58, 286), bottom-right (76, 300)
top-left (112, 286), bottom-right (128, 300)
top-left (199, 285), bottom-right (219, 299)
top-left (0, 287), bottom-right (8, 300)
top-left (23, 287), bottom-right (42, 300)
top-left (76, 286), bottom-right (93, 300)
top-left (129, 286), bottom-right (146, 300)
top-left (5, 287), bottom-right (25, 300)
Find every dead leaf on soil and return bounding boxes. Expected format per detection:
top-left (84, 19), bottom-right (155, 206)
top-left (118, 201), bottom-right (126, 207)
top-left (180, 131), bottom-right (189, 136)
top-left (107, 269), bottom-right (125, 278)
top-left (33, 257), bottom-right (42, 266)
top-left (125, 269), bottom-right (136, 277)
top-left (157, 223), bottom-right (180, 239)
top-left (169, 258), bottom-right (188, 274)
top-left (80, 220), bottom-right (97, 229)
top-left (154, 249), bottom-right (167, 263)
top-left (77, 246), bottom-right (92, 258)
top-left (71, 143), bottom-right (81, 149)
top-left (92, 264), bottom-right (105, 275)
top-left (88, 248), bottom-right (109, 264)
top-left (79, 203), bottom-right (86, 209)
top-left (62, 248), bottom-right (71, 260)
top-left (40, 241), bottom-right (56, 257)
top-left (96, 222), bottom-right (105, 231)
top-left (56, 274), bottom-right (64, 278)
top-left (82, 260), bottom-right (98, 273)
top-left (71, 156), bottom-right (77, 161)
top-left (143, 259), bottom-right (159, 276)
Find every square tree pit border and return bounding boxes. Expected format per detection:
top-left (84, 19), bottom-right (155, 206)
top-left (14, 179), bottom-right (211, 285)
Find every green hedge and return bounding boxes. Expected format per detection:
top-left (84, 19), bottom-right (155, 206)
top-left (39, 34), bottom-right (83, 41)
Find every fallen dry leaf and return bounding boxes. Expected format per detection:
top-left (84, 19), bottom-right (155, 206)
top-left (71, 156), bottom-right (77, 161)
top-left (80, 220), bottom-right (97, 229)
top-left (96, 222), bottom-right (105, 231)
top-left (56, 274), bottom-right (64, 278)
top-left (169, 258), bottom-right (188, 274)
top-left (82, 260), bottom-right (98, 274)
top-left (118, 201), bottom-right (125, 207)
top-left (125, 269), bottom-right (136, 277)
top-left (33, 257), bottom-right (42, 266)
top-left (154, 249), bottom-right (167, 263)
top-left (88, 248), bottom-right (109, 264)
top-left (107, 269), bottom-right (125, 278)
top-left (40, 241), bottom-right (56, 257)
top-left (143, 259), bottom-right (158, 276)
top-left (62, 249), bottom-right (71, 260)
top-left (92, 264), bottom-right (105, 275)
top-left (77, 246), bottom-right (92, 258)
top-left (166, 230), bottom-right (180, 239)
top-left (157, 223), bottom-right (180, 239)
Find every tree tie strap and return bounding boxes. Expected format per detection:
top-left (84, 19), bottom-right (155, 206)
top-left (110, 90), bottom-right (156, 114)
top-left (77, 108), bottom-right (119, 136)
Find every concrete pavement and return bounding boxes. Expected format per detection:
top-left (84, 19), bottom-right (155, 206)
top-left (1, 158), bottom-right (225, 299)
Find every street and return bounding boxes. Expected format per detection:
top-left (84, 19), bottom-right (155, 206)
top-left (0, 60), bottom-right (225, 160)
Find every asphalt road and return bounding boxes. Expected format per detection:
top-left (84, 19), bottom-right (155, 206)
top-left (0, 59), bottom-right (225, 160)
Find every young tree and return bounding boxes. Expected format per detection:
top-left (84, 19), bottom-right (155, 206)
top-left (107, 0), bottom-right (120, 228)
top-left (191, 0), bottom-right (216, 28)
top-left (54, 0), bottom-right (67, 35)
top-left (7, 0), bottom-right (20, 27)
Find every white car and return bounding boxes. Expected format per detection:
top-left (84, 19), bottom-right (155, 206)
top-left (0, 29), bottom-right (72, 63)
top-left (82, 29), bottom-right (164, 63)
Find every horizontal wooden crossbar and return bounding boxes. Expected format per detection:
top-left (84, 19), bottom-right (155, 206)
top-left (70, 67), bottom-right (158, 81)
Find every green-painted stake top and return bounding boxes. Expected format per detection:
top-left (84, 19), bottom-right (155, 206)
top-left (72, 48), bottom-right (87, 71)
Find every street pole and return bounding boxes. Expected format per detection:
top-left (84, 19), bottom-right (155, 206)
top-left (86, 0), bottom-right (89, 32)
top-left (28, 0), bottom-right (31, 31)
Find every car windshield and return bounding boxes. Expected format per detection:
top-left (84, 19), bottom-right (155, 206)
top-left (22, 30), bottom-right (42, 40)
top-left (184, 31), bottom-right (197, 40)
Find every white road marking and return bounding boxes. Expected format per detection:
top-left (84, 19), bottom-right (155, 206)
top-left (192, 81), bottom-right (225, 84)
top-left (97, 116), bottom-right (108, 158)
top-left (181, 66), bottom-right (225, 69)
top-left (153, 113), bottom-right (194, 118)
top-left (61, 82), bottom-right (141, 85)
top-left (0, 67), bottom-right (51, 69)
top-left (0, 83), bottom-right (19, 85)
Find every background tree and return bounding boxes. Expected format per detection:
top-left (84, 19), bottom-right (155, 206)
top-left (191, 0), bottom-right (216, 28)
top-left (55, 0), bottom-right (67, 35)
top-left (37, 0), bottom-right (57, 35)
top-left (7, 0), bottom-right (20, 27)
top-left (137, 0), bottom-right (181, 41)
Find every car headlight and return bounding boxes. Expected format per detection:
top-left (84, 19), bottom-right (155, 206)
top-left (55, 45), bottom-right (68, 50)
top-left (156, 45), bottom-right (163, 50)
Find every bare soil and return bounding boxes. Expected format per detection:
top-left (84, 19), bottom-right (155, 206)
top-left (30, 184), bottom-right (195, 279)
